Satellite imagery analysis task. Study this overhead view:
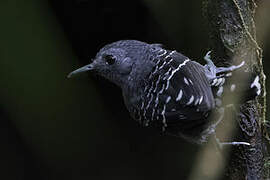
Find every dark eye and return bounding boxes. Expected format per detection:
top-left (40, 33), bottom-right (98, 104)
top-left (104, 54), bottom-right (116, 65)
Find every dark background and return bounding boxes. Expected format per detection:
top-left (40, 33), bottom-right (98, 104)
top-left (0, 0), bottom-right (269, 179)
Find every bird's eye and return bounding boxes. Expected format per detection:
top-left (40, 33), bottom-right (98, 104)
top-left (104, 54), bottom-right (116, 65)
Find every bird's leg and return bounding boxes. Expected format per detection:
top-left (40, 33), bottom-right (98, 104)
top-left (203, 51), bottom-right (245, 82)
top-left (204, 51), bottom-right (217, 81)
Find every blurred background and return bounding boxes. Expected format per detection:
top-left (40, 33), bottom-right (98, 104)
top-left (0, 0), bottom-right (269, 179)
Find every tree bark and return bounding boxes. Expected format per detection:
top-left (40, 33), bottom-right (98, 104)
top-left (204, 0), bottom-right (267, 179)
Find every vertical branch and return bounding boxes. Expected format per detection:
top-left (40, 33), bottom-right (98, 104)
top-left (204, 0), bottom-right (266, 179)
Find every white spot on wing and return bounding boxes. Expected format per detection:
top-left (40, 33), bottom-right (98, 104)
top-left (186, 95), bottom-right (194, 105)
top-left (166, 96), bottom-right (171, 103)
top-left (199, 96), bottom-right (204, 104)
top-left (195, 98), bottom-right (200, 105)
top-left (176, 89), bottom-right (183, 101)
top-left (184, 77), bottom-right (189, 85)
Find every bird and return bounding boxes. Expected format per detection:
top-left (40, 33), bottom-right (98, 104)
top-left (68, 40), bottom-right (261, 145)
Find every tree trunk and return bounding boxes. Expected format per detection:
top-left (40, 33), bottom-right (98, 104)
top-left (204, 0), bottom-right (267, 179)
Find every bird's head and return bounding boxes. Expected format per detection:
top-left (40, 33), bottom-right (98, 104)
top-left (68, 40), bottom-right (160, 87)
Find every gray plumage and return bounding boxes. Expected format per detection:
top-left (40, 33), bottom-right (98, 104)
top-left (68, 40), bottom-right (261, 144)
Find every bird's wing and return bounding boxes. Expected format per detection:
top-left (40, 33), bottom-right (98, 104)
top-left (140, 51), bottom-right (215, 138)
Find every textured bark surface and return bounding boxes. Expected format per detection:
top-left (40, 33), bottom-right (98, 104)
top-left (204, 0), bottom-right (266, 179)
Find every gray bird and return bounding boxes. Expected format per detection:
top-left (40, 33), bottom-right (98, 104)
top-left (68, 40), bottom-right (260, 145)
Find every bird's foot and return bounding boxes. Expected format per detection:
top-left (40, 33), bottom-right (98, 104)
top-left (203, 51), bottom-right (245, 83)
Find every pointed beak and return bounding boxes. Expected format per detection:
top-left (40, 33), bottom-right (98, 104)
top-left (67, 63), bottom-right (95, 78)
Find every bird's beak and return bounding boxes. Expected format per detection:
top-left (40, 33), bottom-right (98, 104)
top-left (67, 63), bottom-right (95, 78)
